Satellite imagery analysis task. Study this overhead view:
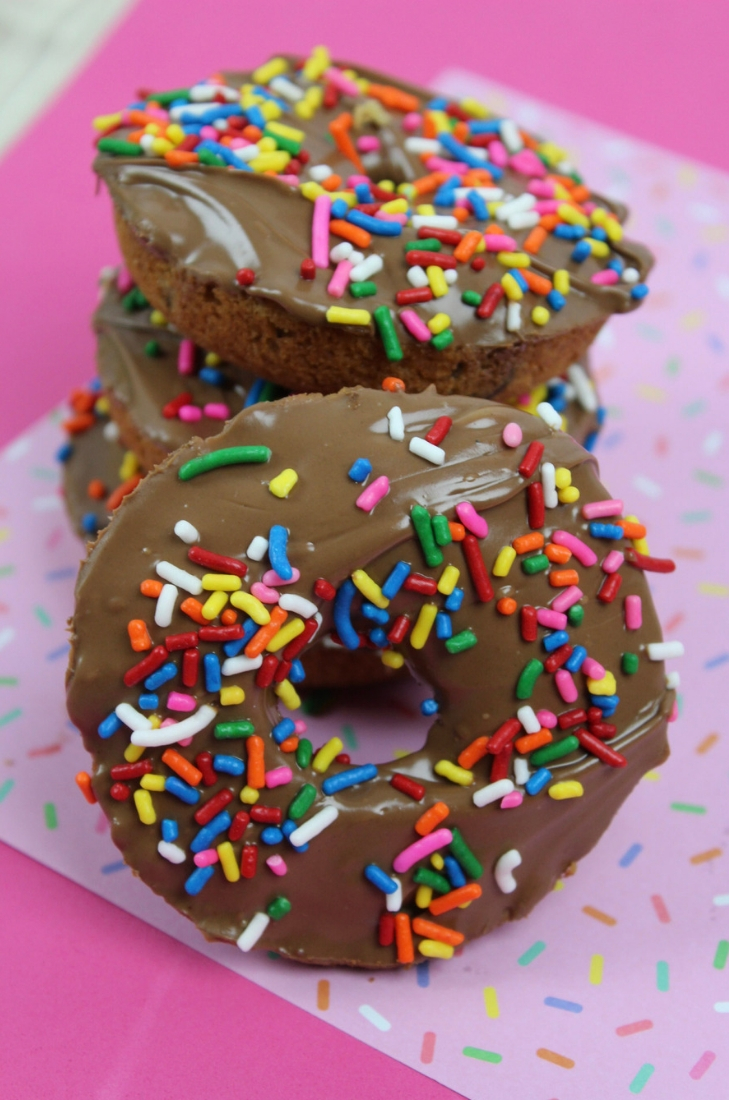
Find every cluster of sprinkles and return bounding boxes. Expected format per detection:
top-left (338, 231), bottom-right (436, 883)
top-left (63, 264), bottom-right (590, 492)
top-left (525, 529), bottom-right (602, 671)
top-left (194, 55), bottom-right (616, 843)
top-left (93, 46), bottom-right (650, 363)
top-left (76, 379), bottom-right (681, 964)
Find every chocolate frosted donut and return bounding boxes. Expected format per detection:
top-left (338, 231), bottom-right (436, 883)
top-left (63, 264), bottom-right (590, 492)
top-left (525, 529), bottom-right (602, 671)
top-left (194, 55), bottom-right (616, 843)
top-left (68, 388), bottom-right (678, 967)
top-left (94, 49), bottom-right (653, 399)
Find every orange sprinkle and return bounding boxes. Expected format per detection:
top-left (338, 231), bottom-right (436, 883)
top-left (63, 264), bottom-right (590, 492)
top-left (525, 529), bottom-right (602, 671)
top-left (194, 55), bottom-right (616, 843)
top-left (242, 124), bottom-right (262, 142)
top-left (415, 801), bottom-right (450, 836)
top-left (164, 150), bottom-right (199, 168)
top-left (571, 184), bottom-right (591, 204)
top-left (87, 478), bottom-right (106, 500)
top-left (458, 736), bottom-right (490, 770)
top-left (462, 168), bottom-right (493, 187)
top-left (515, 729), bottom-right (552, 754)
top-left (545, 543), bottom-right (572, 564)
top-left (690, 848), bottom-right (723, 865)
top-left (180, 597), bottom-right (208, 626)
top-left (412, 918), bottom-right (464, 946)
top-left (321, 173), bottom-right (342, 191)
top-left (429, 883), bottom-right (482, 916)
top-left (140, 579), bottom-right (163, 598)
top-left (279, 735), bottom-right (299, 753)
top-left (448, 521), bottom-right (466, 542)
top-left (70, 388), bottom-right (96, 414)
top-left (513, 532), bottom-right (544, 554)
top-left (161, 748), bottom-right (203, 787)
top-left (523, 225), bottom-right (547, 254)
top-left (520, 131), bottom-right (540, 151)
top-left (412, 171), bottom-right (450, 196)
top-left (329, 112), bottom-right (363, 172)
top-left (328, 218), bottom-right (371, 248)
top-left (521, 269), bottom-right (552, 296)
top-left (75, 772), bottom-right (97, 805)
top-left (539, 213), bottom-right (560, 231)
top-left (367, 83), bottom-right (419, 113)
top-left (454, 230), bottom-right (483, 264)
top-left (245, 606), bottom-right (287, 658)
top-left (220, 609), bottom-right (238, 626)
top-left (126, 109), bottom-right (160, 127)
top-left (452, 120), bottom-right (469, 143)
top-left (382, 376), bottom-right (406, 393)
top-left (107, 474), bottom-right (141, 511)
top-left (696, 733), bottom-right (719, 755)
top-left (536, 1048), bottom-right (575, 1070)
top-left (394, 912), bottom-right (415, 964)
top-left (317, 979), bottom-right (330, 1011)
top-left (127, 619), bottom-right (152, 653)
top-left (63, 412), bottom-right (95, 435)
top-left (246, 735), bottom-right (266, 789)
top-left (616, 520), bottom-right (647, 539)
top-left (549, 569), bottom-right (580, 588)
top-left (422, 113), bottom-right (437, 140)
top-left (496, 596), bottom-right (517, 615)
top-left (452, 206), bottom-right (469, 223)
top-left (582, 905), bottom-right (617, 926)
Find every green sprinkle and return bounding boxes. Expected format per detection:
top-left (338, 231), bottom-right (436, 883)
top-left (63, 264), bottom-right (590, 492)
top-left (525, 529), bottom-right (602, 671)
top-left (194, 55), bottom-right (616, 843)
top-left (44, 802), bottom-right (58, 830)
top-left (34, 606), bottom-right (52, 628)
top-left (258, 381), bottom-right (280, 403)
top-left (431, 329), bottom-right (454, 351)
top-left (629, 1064), bottom-right (655, 1095)
top-left (214, 720), bottom-right (255, 739)
top-left (121, 287), bottom-right (148, 312)
top-left (656, 960), bottom-right (669, 991)
top-left (341, 723), bottom-right (358, 749)
top-left (450, 827), bottom-right (484, 879)
top-left (144, 340), bottom-right (161, 357)
top-left (97, 138), bottom-right (143, 157)
top-left (431, 514), bottom-right (452, 547)
top-left (411, 506), bottom-right (443, 568)
top-left (349, 281), bottom-right (378, 298)
top-left (518, 939), bottom-right (546, 966)
top-left (462, 1047), bottom-right (502, 1065)
top-left (0, 779), bottom-right (15, 803)
top-left (373, 305), bottom-right (403, 362)
top-left (178, 446), bottom-right (271, 481)
top-left (445, 629), bottom-right (477, 654)
top-left (522, 553), bottom-right (550, 575)
top-left (681, 510), bottom-right (712, 524)
top-left (567, 603), bottom-right (584, 626)
top-left (288, 783), bottom-right (317, 821)
top-left (0, 678), bottom-right (18, 687)
top-left (531, 734), bottom-right (579, 766)
top-left (0, 708), bottom-right (21, 728)
top-left (665, 355), bottom-right (681, 375)
top-left (263, 126), bottom-right (301, 155)
top-left (145, 88), bottom-right (191, 106)
top-left (516, 659), bottom-right (543, 700)
top-left (0, 565), bottom-right (14, 578)
top-left (413, 867), bottom-right (450, 894)
top-left (461, 289), bottom-right (482, 307)
top-left (714, 939), bottom-right (729, 970)
top-left (198, 149), bottom-right (226, 167)
top-left (670, 802), bottom-right (706, 814)
top-left (405, 238), bottom-right (441, 252)
top-left (622, 652), bottom-right (639, 675)
top-left (266, 895), bottom-right (292, 921)
top-left (694, 469), bottom-right (724, 489)
top-left (296, 737), bottom-right (313, 769)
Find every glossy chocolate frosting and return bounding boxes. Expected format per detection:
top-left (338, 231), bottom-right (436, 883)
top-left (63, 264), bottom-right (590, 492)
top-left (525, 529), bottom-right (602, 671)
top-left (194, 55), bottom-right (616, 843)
top-left (67, 388), bottom-right (671, 966)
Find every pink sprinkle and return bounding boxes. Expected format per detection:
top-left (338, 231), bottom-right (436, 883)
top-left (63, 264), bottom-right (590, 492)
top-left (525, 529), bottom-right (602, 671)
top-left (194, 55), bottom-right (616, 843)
top-left (555, 669), bottom-right (578, 703)
top-left (689, 1052), bottom-right (716, 1082)
top-left (533, 199), bottom-right (561, 215)
top-left (178, 338), bottom-right (195, 375)
top-left (537, 709), bottom-right (557, 729)
top-left (324, 67), bottom-right (360, 97)
top-left (488, 139), bottom-right (508, 168)
top-left (537, 607), bottom-right (567, 630)
top-left (199, 125), bottom-right (218, 141)
top-left (582, 657), bottom-right (606, 680)
top-left (625, 594), bottom-right (642, 630)
top-left (160, 719), bottom-right (177, 727)
top-left (602, 550), bottom-right (624, 574)
top-left (393, 828), bottom-right (453, 874)
top-left (668, 700), bottom-right (679, 723)
top-left (551, 585), bottom-right (583, 613)
top-left (194, 849), bottom-right (219, 868)
top-left (228, 137), bottom-right (251, 149)
top-left (203, 403), bottom-right (229, 419)
top-left (327, 259), bottom-right (353, 298)
top-left (651, 894), bottom-right (671, 923)
top-left (117, 267), bottom-right (134, 294)
top-left (583, 201), bottom-right (597, 215)
top-left (400, 309), bottom-right (432, 342)
top-left (502, 422), bottom-right (523, 448)
top-left (484, 234), bottom-right (517, 252)
top-left (582, 499), bottom-right (623, 520)
top-left (167, 691), bottom-right (197, 713)
top-left (251, 581), bottom-right (279, 604)
top-left (402, 111), bottom-right (421, 132)
top-left (312, 194), bottom-right (332, 269)
top-left (265, 766), bottom-right (293, 789)
top-left (527, 179), bottom-right (555, 198)
top-left (178, 737), bottom-right (193, 747)
top-left (455, 501), bottom-right (488, 538)
top-left (356, 475), bottom-right (390, 512)
top-left (262, 567), bottom-right (301, 587)
top-left (552, 530), bottom-right (597, 567)
top-left (591, 269), bottom-right (620, 286)
top-left (347, 174), bottom-right (370, 187)
top-left (178, 405), bottom-right (202, 422)
top-left (357, 135), bottom-right (380, 153)
top-left (293, 720), bottom-right (307, 734)
top-left (425, 156), bottom-right (468, 175)
top-left (500, 790), bottom-right (523, 809)
top-left (277, 174), bottom-right (300, 186)
top-left (266, 854), bottom-right (288, 876)
top-left (509, 149), bottom-right (546, 177)
top-left (375, 211), bottom-right (407, 225)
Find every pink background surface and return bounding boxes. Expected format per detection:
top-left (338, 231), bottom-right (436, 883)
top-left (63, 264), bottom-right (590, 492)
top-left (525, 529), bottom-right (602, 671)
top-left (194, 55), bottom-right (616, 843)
top-left (0, 3), bottom-right (726, 1097)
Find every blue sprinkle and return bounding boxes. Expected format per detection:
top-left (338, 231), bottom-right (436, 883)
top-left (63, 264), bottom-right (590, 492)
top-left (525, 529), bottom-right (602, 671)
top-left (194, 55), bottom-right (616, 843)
top-left (553, 224), bottom-right (584, 240)
top-left (56, 442), bottom-right (73, 463)
top-left (289, 658), bottom-right (306, 683)
top-left (468, 119), bottom-right (502, 134)
top-left (565, 646), bottom-right (587, 673)
top-left (199, 366), bottom-right (225, 386)
top-left (546, 289), bottom-right (565, 311)
top-left (98, 712), bottom-right (122, 739)
top-left (268, 524), bottom-right (293, 581)
top-left (421, 698), bottom-right (439, 716)
top-left (191, 811), bottom-right (232, 853)
top-left (347, 209), bottom-right (402, 236)
top-left (571, 239), bottom-right (591, 262)
top-left (364, 863), bottom-right (399, 894)
top-left (46, 643), bottom-right (70, 662)
top-left (437, 130), bottom-right (487, 170)
top-left (434, 183), bottom-right (458, 207)
top-left (705, 653), bottom-right (729, 670)
top-left (467, 188), bottom-right (488, 220)
top-left (443, 854), bottom-right (466, 889)
top-left (589, 521), bottom-right (623, 539)
top-left (382, 561), bottom-right (411, 600)
top-left (81, 513), bottom-right (99, 535)
top-left (348, 457), bottom-right (372, 483)
top-left (544, 996), bottom-right (583, 1013)
top-left (244, 104), bottom-right (265, 129)
top-left (597, 406), bottom-right (608, 426)
top-left (204, 652), bottom-right (221, 693)
top-left (354, 182), bottom-right (373, 203)
top-left (543, 630), bottom-right (569, 653)
top-left (590, 226), bottom-right (608, 242)
top-left (330, 197), bottom-right (349, 219)
top-left (619, 842), bottom-right (643, 868)
top-left (244, 377), bottom-right (266, 408)
top-left (369, 627), bottom-right (389, 648)
top-left (436, 612), bottom-right (452, 640)
top-left (508, 268), bottom-right (528, 292)
top-left (88, 377), bottom-right (103, 392)
top-left (165, 776), bottom-right (200, 805)
top-left (526, 768), bottom-right (552, 795)
top-left (416, 961), bottom-right (430, 987)
top-left (138, 693), bottom-right (159, 711)
top-left (272, 718), bottom-right (296, 744)
top-left (224, 618), bottom-right (257, 656)
top-left (607, 256), bottom-right (624, 274)
top-left (590, 694), bottom-right (619, 717)
top-left (101, 860), bottom-right (127, 875)
top-left (333, 578), bottom-right (360, 650)
top-left (548, 394), bottom-right (567, 413)
top-left (631, 283), bottom-right (649, 300)
top-left (45, 566), bottom-right (77, 581)
top-left (213, 754), bottom-right (245, 776)
top-left (361, 602), bottom-right (389, 625)
top-left (427, 97), bottom-right (449, 110)
top-left (184, 865), bottom-right (215, 896)
top-left (144, 662), bottom-right (177, 691)
top-left (282, 819), bottom-right (308, 850)
top-left (322, 764), bottom-right (377, 796)
top-left (444, 587), bottom-right (464, 612)
top-left (260, 826), bottom-right (284, 845)
top-left (161, 819), bottom-right (178, 843)
top-left (583, 430), bottom-right (598, 452)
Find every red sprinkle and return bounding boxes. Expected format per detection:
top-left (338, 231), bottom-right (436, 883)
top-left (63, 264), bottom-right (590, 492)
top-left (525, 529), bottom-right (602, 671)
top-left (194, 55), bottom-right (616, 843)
top-left (544, 644), bottom-right (573, 673)
top-left (300, 257), bottom-right (316, 280)
top-left (390, 773), bottom-right (425, 800)
top-left (624, 548), bottom-right (676, 573)
top-left (274, 659), bottom-right (293, 683)
top-left (162, 392), bottom-right (193, 419)
top-left (194, 788), bottom-right (234, 825)
top-left (527, 482), bottom-right (545, 529)
top-left (195, 751), bottom-right (217, 787)
top-left (313, 578), bottom-right (336, 601)
top-left (576, 728), bottom-right (627, 767)
top-left (425, 416), bottom-right (453, 446)
top-left (520, 605), bottom-right (537, 642)
top-left (236, 267), bottom-right (256, 286)
top-left (404, 573), bottom-right (438, 596)
top-left (110, 760), bottom-right (153, 781)
top-left (188, 546), bottom-right (247, 577)
top-left (240, 844), bottom-right (258, 879)
top-left (597, 573), bottom-right (622, 603)
top-left (282, 617), bottom-right (318, 660)
top-left (462, 535), bottom-right (494, 602)
top-left (470, 255), bottom-right (486, 272)
top-left (123, 645), bottom-right (168, 687)
top-left (182, 647), bottom-right (200, 688)
top-left (256, 654), bottom-right (279, 688)
top-left (165, 631), bottom-right (199, 651)
top-left (250, 805), bottom-right (282, 825)
top-left (228, 810), bottom-right (250, 842)
top-left (386, 615), bottom-right (410, 645)
top-left (396, 288), bottom-right (434, 307)
top-left (335, 753), bottom-right (351, 765)
top-left (198, 625), bottom-right (244, 642)
top-left (588, 721), bottom-right (617, 739)
top-left (378, 911), bottom-right (396, 946)
top-left (519, 440), bottom-right (545, 479)
top-left (490, 743), bottom-right (514, 782)
top-left (406, 250), bottom-right (457, 270)
top-left (417, 226), bottom-right (462, 246)
top-left (476, 283), bottom-right (504, 319)
top-left (488, 718), bottom-right (521, 755)
top-left (587, 707), bottom-right (604, 725)
top-left (110, 782), bottom-right (131, 801)
top-left (558, 708), bottom-right (587, 730)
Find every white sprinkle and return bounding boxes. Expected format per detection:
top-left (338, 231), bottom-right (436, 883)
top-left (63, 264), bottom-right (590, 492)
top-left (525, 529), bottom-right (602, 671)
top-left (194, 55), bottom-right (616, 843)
top-left (513, 757), bottom-right (531, 787)
top-left (115, 703), bottom-right (153, 732)
top-left (496, 193), bottom-right (535, 221)
top-left (309, 163), bottom-right (333, 182)
top-left (234, 144), bottom-right (261, 164)
top-left (158, 841), bottom-right (186, 864)
top-left (409, 437), bottom-right (445, 465)
top-left (349, 254), bottom-right (383, 283)
top-left (714, 1002), bottom-right (729, 1014)
top-left (713, 894), bottom-right (729, 907)
top-left (407, 265), bottom-right (429, 288)
top-left (506, 301), bottom-right (522, 332)
top-left (536, 402), bottom-right (563, 431)
top-left (131, 704), bottom-right (217, 747)
top-left (174, 520), bottom-right (199, 544)
top-left (236, 911), bottom-right (271, 952)
top-left (289, 805), bottom-right (339, 847)
top-left (246, 536), bottom-right (269, 561)
top-left (647, 641), bottom-right (685, 661)
top-left (222, 655), bottom-right (263, 676)
top-left (155, 583), bottom-right (178, 628)
top-left (473, 779), bottom-right (514, 808)
top-left (444, 268), bottom-right (458, 285)
top-left (279, 593), bottom-right (318, 618)
top-left (385, 876), bottom-right (402, 912)
top-left (358, 1004), bottom-right (391, 1032)
top-left (507, 210), bottom-right (540, 231)
top-left (155, 560), bottom-right (202, 595)
top-left (494, 848), bottom-right (522, 894)
top-left (0, 627), bottom-right (15, 652)
top-left (103, 420), bottom-right (120, 442)
top-left (189, 83), bottom-right (238, 103)
top-left (633, 474), bottom-right (663, 499)
top-left (387, 406), bottom-right (405, 441)
top-left (622, 267), bottom-right (640, 283)
top-left (703, 429), bottom-right (723, 456)
top-left (349, 251), bottom-right (365, 267)
top-left (454, 186), bottom-right (503, 202)
top-left (330, 241), bottom-right (353, 263)
top-left (542, 462), bottom-right (558, 508)
top-left (139, 134), bottom-right (156, 155)
top-left (404, 136), bottom-right (441, 155)
top-left (411, 214), bottom-right (457, 229)
top-left (666, 671), bottom-right (680, 690)
top-left (269, 75), bottom-right (304, 102)
top-left (32, 495), bottom-right (62, 512)
top-left (500, 118), bottom-right (523, 153)
top-left (567, 363), bottom-right (598, 413)
top-left (517, 706), bottom-right (540, 734)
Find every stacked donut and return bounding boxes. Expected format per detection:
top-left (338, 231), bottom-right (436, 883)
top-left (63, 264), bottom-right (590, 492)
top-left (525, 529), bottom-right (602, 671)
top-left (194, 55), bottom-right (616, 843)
top-left (65, 51), bottom-right (680, 968)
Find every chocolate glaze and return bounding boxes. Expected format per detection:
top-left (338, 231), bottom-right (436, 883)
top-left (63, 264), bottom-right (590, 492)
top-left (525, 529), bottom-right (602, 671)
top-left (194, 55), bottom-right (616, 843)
top-left (67, 389), bottom-right (670, 966)
top-left (61, 419), bottom-right (125, 538)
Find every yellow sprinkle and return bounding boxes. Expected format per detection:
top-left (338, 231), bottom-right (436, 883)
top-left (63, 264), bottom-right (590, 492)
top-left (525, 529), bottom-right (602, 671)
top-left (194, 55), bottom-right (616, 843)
top-left (558, 486), bottom-right (580, 504)
top-left (165, 123), bottom-right (185, 145)
top-left (461, 96), bottom-right (489, 119)
top-left (202, 590), bottom-right (228, 621)
top-left (256, 136), bottom-right (277, 153)
top-left (603, 217), bottom-right (623, 242)
top-left (220, 686), bottom-right (245, 706)
top-left (302, 45), bottom-right (330, 82)
top-left (698, 583), bottom-right (729, 597)
top-left (140, 774), bottom-right (165, 792)
top-left (434, 760), bottom-right (473, 786)
top-left (397, 182), bottom-right (416, 199)
top-left (381, 650), bottom-right (404, 669)
top-left (548, 780), bottom-right (584, 800)
top-left (149, 310), bottom-right (167, 326)
top-left (259, 100), bottom-right (282, 122)
top-left (151, 137), bottom-right (174, 156)
top-left (437, 564), bottom-right (460, 596)
top-left (265, 120), bottom-right (304, 144)
top-left (557, 203), bottom-right (589, 228)
top-left (252, 57), bottom-right (288, 85)
top-left (428, 110), bottom-right (451, 134)
top-left (378, 179), bottom-right (395, 193)
top-left (426, 312), bottom-right (451, 335)
top-left (94, 396), bottom-right (110, 416)
top-left (633, 536), bottom-right (650, 555)
top-left (381, 198), bottom-right (408, 214)
top-left (587, 671), bottom-right (617, 696)
top-left (266, 618), bottom-right (305, 652)
top-left (240, 785), bottom-right (260, 805)
top-left (410, 603), bottom-right (438, 649)
top-left (351, 569), bottom-right (389, 609)
top-left (553, 182), bottom-right (572, 201)
top-left (553, 269), bottom-right (570, 295)
top-left (497, 251), bottom-right (530, 268)
top-left (532, 306), bottom-right (550, 326)
top-left (275, 679), bottom-right (301, 710)
top-left (204, 352), bottom-right (221, 367)
top-left (500, 273), bottom-right (523, 301)
top-left (202, 573), bottom-right (242, 592)
top-left (250, 151), bottom-right (290, 173)
top-left (133, 789), bottom-right (156, 824)
top-left (492, 546), bottom-right (516, 577)
top-left (419, 940), bottom-right (454, 960)
top-left (328, 190), bottom-right (357, 207)
top-left (483, 986), bottom-right (500, 1018)
top-left (269, 468), bottom-right (299, 499)
top-left (119, 450), bottom-right (138, 481)
top-left (426, 266), bottom-right (448, 298)
top-left (230, 591), bottom-right (270, 625)
top-left (416, 885), bottom-right (433, 909)
top-left (93, 111), bottom-right (123, 131)
top-left (312, 736), bottom-right (344, 774)
top-left (124, 743), bottom-right (146, 763)
top-left (300, 180), bottom-right (324, 201)
top-left (589, 954), bottom-right (604, 985)
top-left (326, 306), bottom-right (371, 325)
top-left (554, 467), bottom-right (572, 489)
top-left (642, 770), bottom-right (661, 782)
top-left (538, 141), bottom-right (568, 167)
top-left (416, 203), bottom-right (436, 216)
top-left (586, 237), bottom-right (610, 258)
top-left (148, 714), bottom-right (161, 729)
top-left (217, 841), bottom-right (241, 882)
top-left (430, 853), bottom-right (445, 871)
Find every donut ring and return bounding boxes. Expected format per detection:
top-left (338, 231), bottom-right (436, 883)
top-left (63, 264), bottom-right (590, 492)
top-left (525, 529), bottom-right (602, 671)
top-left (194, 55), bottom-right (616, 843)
top-left (94, 50), bottom-right (653, 400)
top-left (67, 388), bottom-right (674, 967)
